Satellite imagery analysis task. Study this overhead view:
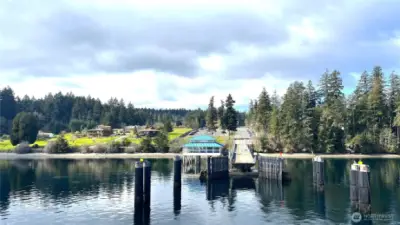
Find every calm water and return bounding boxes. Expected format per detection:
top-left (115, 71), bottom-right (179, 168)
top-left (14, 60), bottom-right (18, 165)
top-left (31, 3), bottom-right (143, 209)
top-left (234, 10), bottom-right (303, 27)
top-left (0, 158), bottom-right (399, 225)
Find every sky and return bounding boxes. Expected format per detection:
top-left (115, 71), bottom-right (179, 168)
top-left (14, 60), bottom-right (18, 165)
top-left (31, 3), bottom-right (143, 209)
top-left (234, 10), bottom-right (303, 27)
top-left (1, 0), bottom-right (400, 110)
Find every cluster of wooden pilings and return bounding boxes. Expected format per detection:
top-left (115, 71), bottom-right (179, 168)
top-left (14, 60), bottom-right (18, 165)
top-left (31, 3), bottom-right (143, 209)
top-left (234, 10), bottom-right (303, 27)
top-left (134, 160), bottom-right (152, 225)
top-left (350, 163), bottom-right (371, 214)
top-left (207, 156), bottom-right (229, 180)
top-left (257, 156), bottom-right (286, 181)
top-left (183, 155), bottom-right (201, 173)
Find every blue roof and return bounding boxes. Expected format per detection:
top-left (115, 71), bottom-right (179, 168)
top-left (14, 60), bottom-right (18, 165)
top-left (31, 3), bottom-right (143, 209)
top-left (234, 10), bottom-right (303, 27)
top-left (183, 142), bottom-right (223, 148)
top-left (189, 135), bottom-right (216, 142)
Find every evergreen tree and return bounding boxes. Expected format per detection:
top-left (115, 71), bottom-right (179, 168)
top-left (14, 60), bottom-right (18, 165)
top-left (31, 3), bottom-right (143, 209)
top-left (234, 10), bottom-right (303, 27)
top-left (140, 136), bottom-right (156, 153)
top-left (224, 94), bottom-right (238, 135)
top-left (154, 131), bottom-right (170, 153)
top-left (256, 88), bottom-right (272, 132)
top-left (368, 66), bottom-right (387, 141)
top-left (217, 100), bottom-right (226, 130)
top-left (388, 71), bottom-right (400, 127)
top-left (163, 119), bottom-right (173, 133)
top-left (206, 96), bottom-right (218, 132)
top-left (10, 112), bottom-right (39, 145)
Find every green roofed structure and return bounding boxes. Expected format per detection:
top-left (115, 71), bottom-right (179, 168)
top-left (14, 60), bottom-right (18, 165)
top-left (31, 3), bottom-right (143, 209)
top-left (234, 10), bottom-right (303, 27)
top-left (182, 135), bottom-right (224, 154)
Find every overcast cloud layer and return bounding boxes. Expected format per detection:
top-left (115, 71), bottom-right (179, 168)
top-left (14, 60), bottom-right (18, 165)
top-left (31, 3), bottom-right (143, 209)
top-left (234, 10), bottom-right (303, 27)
top-left (1, 0), bottom-right (400, 109)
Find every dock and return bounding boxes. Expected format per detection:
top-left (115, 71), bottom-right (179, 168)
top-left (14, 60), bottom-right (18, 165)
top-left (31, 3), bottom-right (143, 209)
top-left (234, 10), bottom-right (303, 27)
top-left (230, 128), bottom-right (256, 171)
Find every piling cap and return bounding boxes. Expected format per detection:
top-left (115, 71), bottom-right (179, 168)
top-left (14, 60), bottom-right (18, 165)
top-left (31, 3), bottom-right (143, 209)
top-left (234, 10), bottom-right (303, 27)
top-left (175, 155), bottom-right (182, 161)
top-left (143, 160), bottom-right (152, 167)
top-left (314, 156), bottom-right (323, 162)
top-left (135, 161), bottom-right (143, 168)
top-left (351, 163), bottom-right (360, 171)
top-left (359, 164), bottom-right (370, 172)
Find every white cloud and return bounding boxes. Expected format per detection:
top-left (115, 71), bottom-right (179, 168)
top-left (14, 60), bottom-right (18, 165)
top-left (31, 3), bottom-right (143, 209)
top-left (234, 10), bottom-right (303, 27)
top-left (2, 0), bottom-right (400, 110)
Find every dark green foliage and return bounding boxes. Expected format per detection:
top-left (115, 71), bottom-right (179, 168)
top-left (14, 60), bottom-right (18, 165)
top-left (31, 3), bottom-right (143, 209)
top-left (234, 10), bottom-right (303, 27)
top-left (120, 138), bottom-right (132, 147)
top-left (218, 100), bottom-right (226, 130)
top-left (106, 141), bottom-right (122, 153)
top-left (163, 120), bottom-right (173, 133)
top-left (184, 109), bottom-right (206, 129)
top-left (44, 135), bottom-right (70, 153)
top-left (10, 112), bottom-right (39, 146)
top-left (1, 87), bottom-right (192, 135)
top-left (69, 119), bottom-right (86, 132)
top-left (154, 131), bottom-right (169, 153)
top-left (140, 136), bottom-right (156, 153)
top-left (224, 94), bottom-right (237, 134)
top-left (256, 88), bottom-right (272, 132)
top-left (248, 66), bottom-right (400, 154)
top-left (206, 96), bottom-right (218, 131)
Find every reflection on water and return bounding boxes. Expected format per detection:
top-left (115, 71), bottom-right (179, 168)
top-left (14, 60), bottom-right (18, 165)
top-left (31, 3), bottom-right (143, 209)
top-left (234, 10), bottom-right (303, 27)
top-left (0, 158), bottom-right (399, 224)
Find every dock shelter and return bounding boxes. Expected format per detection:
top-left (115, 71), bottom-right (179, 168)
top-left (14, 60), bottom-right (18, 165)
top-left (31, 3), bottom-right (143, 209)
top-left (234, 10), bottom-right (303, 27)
top-left (182, 135), bottom-right (224, 154)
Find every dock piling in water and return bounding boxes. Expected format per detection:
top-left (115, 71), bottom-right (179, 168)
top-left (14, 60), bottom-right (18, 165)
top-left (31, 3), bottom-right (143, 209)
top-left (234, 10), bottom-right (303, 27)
top-left (358, 164), bottom-right (371, 214)
top-left (312, 156), bottom-right (324, 188)
top-left (349, 163), bottom-right (371, 215)
top-left (134, 161), bottom-right (144, 206)
top-left (258, 156), bottom-right (288, 181)
top-left (174, 156), bottom-right (182, 188)
top-left (143, 160), bottom-right (152, 206)
top-left (350, 163), bottom-right (359, 207)
top-left (206, 156), bottom-right (229, 180)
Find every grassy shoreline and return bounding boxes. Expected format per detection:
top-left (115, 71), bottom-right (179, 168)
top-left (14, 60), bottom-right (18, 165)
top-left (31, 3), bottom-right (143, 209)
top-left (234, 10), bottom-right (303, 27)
top-left (0, 128), bottom-right (192, 152)
top-left (0, 152), bottom-right (399, 160)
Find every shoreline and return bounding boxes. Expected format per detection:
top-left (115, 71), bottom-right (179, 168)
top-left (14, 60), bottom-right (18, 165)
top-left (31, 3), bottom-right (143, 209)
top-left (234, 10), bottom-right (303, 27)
top-left (0, 152), bottom-right (399, 160)
top-left (259, 153), bottom-right (400, 159)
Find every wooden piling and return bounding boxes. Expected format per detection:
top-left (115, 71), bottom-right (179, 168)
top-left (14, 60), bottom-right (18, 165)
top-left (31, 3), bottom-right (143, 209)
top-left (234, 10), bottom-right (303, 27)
top-left (358, 164), bottom-right (371, 214)
top-left (134, 161), bottom-right (144, 205)
top-left (349, 163), bottom-right (359, 207)
top-left (206, 156), bottom-right (229, 180)
top-left (173, 184), bottom-right (181, 216)
top-left (195, 156), bottom-right (201, 174)
top-left (257, 156), bottom-right (288, 181)
top-left (174, 156), bottom-right (182, 186)
top-left (143, 160), bottom-right (152, 206)
top-left (312, 156), bottom-right (324, 187)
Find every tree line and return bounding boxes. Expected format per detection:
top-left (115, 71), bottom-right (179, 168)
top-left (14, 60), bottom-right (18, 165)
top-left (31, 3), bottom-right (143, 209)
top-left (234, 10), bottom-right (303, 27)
top-left (0, 87), bottom-right (246, 137)
top-left (0, 87), bottom-right (194, 135)
top-left (247, 66), bottom-right (400, 154)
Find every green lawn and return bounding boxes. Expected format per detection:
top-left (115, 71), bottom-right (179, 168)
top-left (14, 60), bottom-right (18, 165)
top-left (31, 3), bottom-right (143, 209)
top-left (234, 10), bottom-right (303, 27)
top-left (0, 127), bottom-right (192, 151)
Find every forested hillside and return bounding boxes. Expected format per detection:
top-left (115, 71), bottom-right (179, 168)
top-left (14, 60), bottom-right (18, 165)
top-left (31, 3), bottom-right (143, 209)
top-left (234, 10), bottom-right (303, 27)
top-left (0, 87), bottom-right (246, 135)
top-left (247, 66), bottom-right (400, 154)
top-left (0, 88), bottom-right (192, 134)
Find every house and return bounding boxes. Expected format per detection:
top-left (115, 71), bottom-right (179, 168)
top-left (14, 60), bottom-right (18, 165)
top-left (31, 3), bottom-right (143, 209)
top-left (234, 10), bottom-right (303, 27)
top-left (113, 129), bottom-right (124, 135)
top-left (37, 131), bottom-right (55, 139)
top-left (87, 125), bottom-right (112, 137)
top-left (182, 135), bottom-right (223, 154)
top-left (124, 125), bottom-right (138, 134)
top-left (137, 128), bottom-right (160, 137)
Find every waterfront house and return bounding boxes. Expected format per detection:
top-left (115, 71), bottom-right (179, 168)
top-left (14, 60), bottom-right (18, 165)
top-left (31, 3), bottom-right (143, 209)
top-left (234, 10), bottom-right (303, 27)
top-left (87, 125), bottom-right (112, 137)
top-left (137, 128), bottom-right (160, 137)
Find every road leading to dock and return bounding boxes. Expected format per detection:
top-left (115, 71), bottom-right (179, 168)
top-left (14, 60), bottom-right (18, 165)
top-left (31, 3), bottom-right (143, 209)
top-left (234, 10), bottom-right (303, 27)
top-left (233, 127), bottom-right (255, 166)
